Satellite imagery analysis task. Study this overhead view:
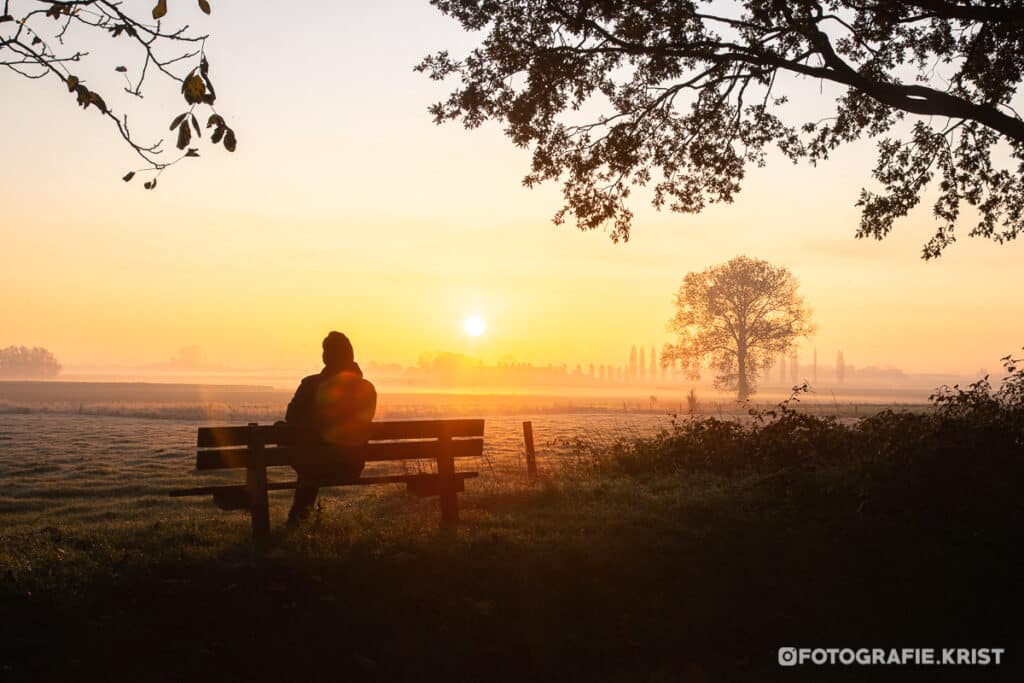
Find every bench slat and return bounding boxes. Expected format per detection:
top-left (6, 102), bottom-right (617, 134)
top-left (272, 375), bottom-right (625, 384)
top-left (169, 471), bottom-right (479, 497)
top-left (196, 438), bottom-right (484, 470)
top-left (196, 419), bottom-right (485, 448)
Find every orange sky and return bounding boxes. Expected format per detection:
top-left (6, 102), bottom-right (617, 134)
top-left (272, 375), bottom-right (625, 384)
top-left (1, 1), bottom-right (1021, 378)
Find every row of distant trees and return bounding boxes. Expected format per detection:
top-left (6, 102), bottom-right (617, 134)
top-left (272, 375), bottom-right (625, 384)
top-left (609, 344), bottom-right (848, 387)
top-left (0, 346), bottom-right (62, 379)
top-left (775, 350), bottom-right (847, 385)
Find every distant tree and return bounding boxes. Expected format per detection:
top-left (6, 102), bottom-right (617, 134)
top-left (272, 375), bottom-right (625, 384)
top-left (0, 346), bottom-right (61, 378)
top-left (629, 345), bottom-right (638, 381)
top-left (639, 345), bottom-right (646, 382)
top-left (650, 345), bottom-right (657, 379)
top-left (664, 256), bottom-right (814, 400)
top-left (789, 348), bottom-right (799, 385)
top-left (837, 350), bottom-right (846, 384)
top-left (1, 0), bottom-right (237, 186)
top-left (813, 348), bottom-right (818, 384)
top-left (420, 1), bottom-right (1024, 258)
top-left (778, 352), bottom-right (787, 384)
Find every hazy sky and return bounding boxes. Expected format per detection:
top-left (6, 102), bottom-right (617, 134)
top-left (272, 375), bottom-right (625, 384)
top-left (2, 1), bottom-right (1021, 376)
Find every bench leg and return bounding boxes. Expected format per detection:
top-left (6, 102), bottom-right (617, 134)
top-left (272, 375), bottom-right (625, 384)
top-left (247, 464), bottom-right (270, 541)
top-left (437, 436), bottom-right (459, 527)
top-left (245, 424), bottom-right (271, 542)
top-left (439, 488), bottom-right (459, 526)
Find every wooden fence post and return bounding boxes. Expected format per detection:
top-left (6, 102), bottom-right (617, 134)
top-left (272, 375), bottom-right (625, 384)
top-left (523, 421), bottom-right (537, 480)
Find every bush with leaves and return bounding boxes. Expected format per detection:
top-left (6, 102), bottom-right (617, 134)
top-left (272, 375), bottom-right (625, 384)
top-left (581, 352), bottom-right (1024, 479)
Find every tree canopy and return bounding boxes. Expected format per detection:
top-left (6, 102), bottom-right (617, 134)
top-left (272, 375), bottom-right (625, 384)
top-left (418, 1), bottom-right (1024, 258)
top-left (1, 0), bottom-right (236, 187)
top-left (664, 256), bottom-right (814, 400)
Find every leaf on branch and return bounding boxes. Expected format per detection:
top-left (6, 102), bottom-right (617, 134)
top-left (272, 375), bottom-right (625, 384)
top-left (152, 0), bottom-right (168, 20)
top-left (206, 114), bottom-right (224, 129)
top-left (46, 5), bottom-right (62, 19)
top-left (182, 73), bottom-right (205, 104)
top-left (198, 0), bottom-right (211, 15)
top-left (170, 112), bottom-right (188, 130)
top-left (223, 128), bottom-right (236, 152)
top-left (185, 148), bottom-right (200, 157)
top-left (210, 125), bottom-right (224, 144)
top-left (122, 171), bottom-right (135, 182)
top-left (75, 85), bottom-right (91, 108)
top-left (115, 66), bottom-right (128, 73)
top-left (32, 37), bottom-right (42, 45)
top-left (144, 179), bottom-right (157, 190)
top-left (0, 15), bottom-right (14, 23)
top-left (200, 56), bottom-right (209, 76)
top-left (190, 113), bottom-right (201, 138)
top-left (88, 92), bottom-right (107, 114)
top-left (66, 76), bottom-right (79, 92)
top-left (176, 120), bottom-right (191, 149)
top-left (201, 77), bottom-right (216, 105)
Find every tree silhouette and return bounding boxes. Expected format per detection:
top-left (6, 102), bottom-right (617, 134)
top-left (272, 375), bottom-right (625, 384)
top-left (629, 345), bottom-right (638, 381)
top-left (0, 346), bottom-right (61, 378)
top-left (639, 345), bottom-right (646, 382)
top-left (1, 0), bottom-right (236, 186)
top-left (664, 256), bottom-right (814, 400)
top-left (420, 1), bottom-right (1024, 258)
top-left (837, 350), bottom-right (846, 384)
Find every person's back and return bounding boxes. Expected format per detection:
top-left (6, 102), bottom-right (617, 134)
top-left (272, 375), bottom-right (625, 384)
top-left (284, 331), bottom-right (376, 526)
top-left (286, 366), bottom-right (376, 448)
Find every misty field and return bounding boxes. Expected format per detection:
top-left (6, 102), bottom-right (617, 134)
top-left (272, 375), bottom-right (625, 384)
top-left (0, 408), bottom-right (674, 537)
top-left (0, 381), bottom-right (914, 537)
top-left (1, 381), bottom-right (1020, 681)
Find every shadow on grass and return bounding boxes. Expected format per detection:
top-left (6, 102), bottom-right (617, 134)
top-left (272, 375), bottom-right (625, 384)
top-left (1, 453), bottom-right (1021, 682)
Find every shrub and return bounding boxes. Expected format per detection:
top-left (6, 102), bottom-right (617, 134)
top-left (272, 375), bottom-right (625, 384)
top-left (588, 352), bottom-right (1024, 478)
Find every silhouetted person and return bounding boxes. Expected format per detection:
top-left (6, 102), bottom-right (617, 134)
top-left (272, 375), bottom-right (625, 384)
top-left (284, 331), bottom-right (376, 527)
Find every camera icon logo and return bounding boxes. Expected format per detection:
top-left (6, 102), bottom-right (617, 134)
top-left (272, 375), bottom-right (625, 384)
top-left (778, 647), bottom-right (798, 667)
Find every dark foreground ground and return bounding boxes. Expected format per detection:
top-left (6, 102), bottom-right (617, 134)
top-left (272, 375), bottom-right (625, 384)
top-left (1, 445), bottom-right (1021, 683)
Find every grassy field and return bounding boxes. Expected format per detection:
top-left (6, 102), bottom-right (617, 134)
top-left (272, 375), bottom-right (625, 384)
top-left (2, 446), bottom-right (1020, 680)
top-left (1, 376), bottom-right (1021, 681)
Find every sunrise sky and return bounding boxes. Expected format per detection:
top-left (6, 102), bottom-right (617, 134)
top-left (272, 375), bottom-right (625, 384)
top-left (2, 1), bottom-right (1021, 378)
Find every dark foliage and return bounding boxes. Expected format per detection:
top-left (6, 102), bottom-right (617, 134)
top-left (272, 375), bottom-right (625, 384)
top-left (587, 352), bottom-right (1024, 477)
top-left (420, 1), bottom-right (1024, 258)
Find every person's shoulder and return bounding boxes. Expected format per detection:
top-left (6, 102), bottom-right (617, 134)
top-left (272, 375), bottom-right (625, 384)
top-left (296, 373), bottom-right (322, 390)
top-left (357, 376), bottom-right (377, 398)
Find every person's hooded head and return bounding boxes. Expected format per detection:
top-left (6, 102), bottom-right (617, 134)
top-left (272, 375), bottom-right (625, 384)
top-left (322, 331), bottom-right (355, 372)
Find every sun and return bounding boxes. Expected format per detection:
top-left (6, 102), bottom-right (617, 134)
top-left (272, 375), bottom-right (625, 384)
top-left (463, 316), bottom-right (486, 337)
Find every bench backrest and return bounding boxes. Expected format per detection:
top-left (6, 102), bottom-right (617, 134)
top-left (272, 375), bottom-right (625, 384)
top-left (195, 419), bottom-right (484, 471)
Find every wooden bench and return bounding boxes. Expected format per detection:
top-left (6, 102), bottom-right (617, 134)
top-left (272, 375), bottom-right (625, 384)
top-left (170, 419), bottom-right (484, 540)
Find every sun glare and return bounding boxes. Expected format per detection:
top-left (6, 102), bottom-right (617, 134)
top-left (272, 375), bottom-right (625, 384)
top-left (463, 316), bottom-right (486, 337)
